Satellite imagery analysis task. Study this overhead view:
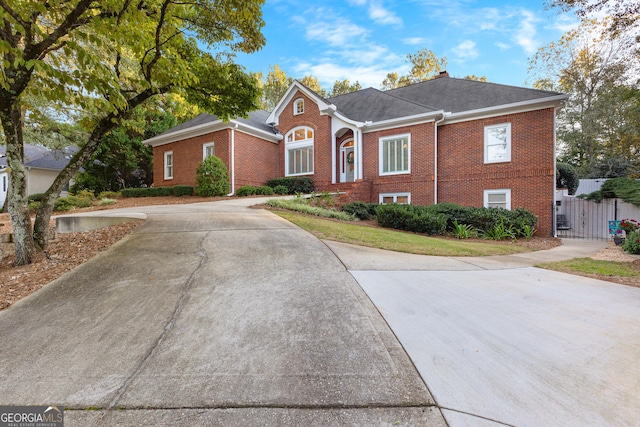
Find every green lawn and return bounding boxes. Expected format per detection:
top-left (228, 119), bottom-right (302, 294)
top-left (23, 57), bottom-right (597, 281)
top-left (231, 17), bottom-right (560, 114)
top-left (273, 210), bottom-right (530, 257)
top-left (538, 258), bottom-right (640, 279)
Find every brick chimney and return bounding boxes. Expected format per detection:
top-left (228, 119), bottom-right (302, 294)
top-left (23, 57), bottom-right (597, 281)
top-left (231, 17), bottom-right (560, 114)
top-left (433, 71), bottom-right (449, 79)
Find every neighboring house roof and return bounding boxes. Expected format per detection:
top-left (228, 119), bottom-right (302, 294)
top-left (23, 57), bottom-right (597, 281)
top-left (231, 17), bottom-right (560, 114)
top-left (145, 110), bottom-right (281, 147)
top-left (0, 144), bottom-right (76, 170)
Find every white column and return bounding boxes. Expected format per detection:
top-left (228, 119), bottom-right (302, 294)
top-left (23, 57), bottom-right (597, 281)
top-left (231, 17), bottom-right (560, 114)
top-left (331, 131), bottom-right (337, 184)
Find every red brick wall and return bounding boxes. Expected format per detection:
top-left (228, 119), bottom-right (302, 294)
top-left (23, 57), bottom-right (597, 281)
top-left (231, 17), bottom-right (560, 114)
top-left (361, 123), bottom-right (435, 206)
top-left (276, 91), bottom-right (332, 183)
top-left (152, 130), bottom-right (230, 187)
top-left (234, 131), bottom-right (280, 187)
top-left (437, 108), bottom-right (556, 235)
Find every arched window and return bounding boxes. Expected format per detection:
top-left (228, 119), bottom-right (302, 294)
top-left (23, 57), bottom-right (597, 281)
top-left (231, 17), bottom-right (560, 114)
top-left (285, 127), bottom-right (314, 176)
top-left (294, 98), bottom-right (304, 115)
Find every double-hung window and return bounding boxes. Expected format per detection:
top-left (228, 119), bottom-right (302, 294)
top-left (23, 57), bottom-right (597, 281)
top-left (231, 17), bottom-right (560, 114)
top-left (285, 127), bottom-right (314, 176)
top-left (484, 189), bottom-right (511, 210)
top-left (294, 99), bottom-right (304, 115)
top-left (484, 123), bottom-right (511, 163)
top-left (203, 142), bottom-right (215, 159)
top-left (164, 151), bottom-right (173, 180)
top-left (379, 134), bottom-right (410, 175)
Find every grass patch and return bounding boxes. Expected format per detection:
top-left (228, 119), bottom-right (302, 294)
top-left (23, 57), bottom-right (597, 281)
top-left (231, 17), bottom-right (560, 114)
top-left (538, 258), bottom-right (640, 278)
top-left (273, 211), bottom-right (530, 257)
top-left (266, 198), bottom-right (355, 221)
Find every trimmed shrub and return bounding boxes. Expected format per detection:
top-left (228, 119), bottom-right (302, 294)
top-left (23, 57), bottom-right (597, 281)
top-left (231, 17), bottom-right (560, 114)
top-left (376, 204), bottom-right (447, 235)
top-left (266, 176), bottom-right (313, 194)
top-left (28, 193), bottom-right (45, 202)
top-left (256, 185), bottom-right (274, 195)
top-left (273, 185), bottom-right (288, 195)
top-left (342, 201), bottom-right (378, 220)
top-left (98, 191), bottom-right (121, 199)
top-left (236, 186), bottom-right (257, 197)
top-left (28, 201), bottom-right (41, 211)
top-left (99, 198), bottom-right (117, 206)
top-left (54, 197), bottom-right (75, 211)
top-left (196, 156), bottom-right (230, 197)
top-left (172, 185), bottom-right (194, 197)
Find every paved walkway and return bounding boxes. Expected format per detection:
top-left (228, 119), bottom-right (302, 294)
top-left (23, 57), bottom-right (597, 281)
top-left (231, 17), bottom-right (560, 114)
top-left (1, 199), bottom-right (638, 426)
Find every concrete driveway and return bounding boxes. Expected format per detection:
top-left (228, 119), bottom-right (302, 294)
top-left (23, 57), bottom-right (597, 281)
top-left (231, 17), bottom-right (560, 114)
top-left (1, 198), bottom-right (638, 426)
top-left (0, 199), bottom-right (444, 426)
top-left (326, 241), bottom-right (640, 426)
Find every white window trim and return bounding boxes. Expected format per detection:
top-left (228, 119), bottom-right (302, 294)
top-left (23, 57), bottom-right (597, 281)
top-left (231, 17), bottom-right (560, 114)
top-left (379, 133), bottom-right (411, 176)
top-left (379, 192), bottom-right (411, 204)
top-left (285, 126), bottom-right (314, 176)
top-left (164, 151), bottom-right (173, 180)
top-left (203, 142), bottom-right (215, 159)
top-left (484, 189), bottom-right (511, 210)
top-left (484, 123), bottom-right (511, 164)
top-left (293, 98), bottom-right (304, 115)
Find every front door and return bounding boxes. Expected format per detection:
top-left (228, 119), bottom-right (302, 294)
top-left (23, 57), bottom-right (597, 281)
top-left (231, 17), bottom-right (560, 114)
top-left (340, 141), bottom-right (355, 183)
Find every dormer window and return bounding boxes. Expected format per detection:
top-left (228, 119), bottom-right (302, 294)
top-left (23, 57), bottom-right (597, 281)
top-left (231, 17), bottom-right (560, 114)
top-left (294, 98), bottom-right (304, 115)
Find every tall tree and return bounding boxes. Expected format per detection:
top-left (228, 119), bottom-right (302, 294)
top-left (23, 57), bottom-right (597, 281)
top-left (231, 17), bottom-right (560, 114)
top-left (299, 75), bottom-right (326, 97)
top-left (0, 0), bottom-right (265, 265)
top-left (259, 65), bottom-right (293, 111)
top-left (548, 0), bottom-right (640, 36)
top-left (380, 48), bottom-right (447, 89)
top-left (529, 19), bottom-right (638, 176)
top-left (327, 79), bottom-right (362, 97)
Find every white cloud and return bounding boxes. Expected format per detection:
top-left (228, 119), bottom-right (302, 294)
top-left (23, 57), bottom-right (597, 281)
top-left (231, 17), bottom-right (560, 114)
top-left (293, 61), bottom-right (408, 88)
top-left (495, 41), bottom-right (510, 50)
top-left (513, 9), bottom-right (540, 55)
top-left (368, 1), bottom-right (403, 26)
top-left (304, 17), bottom-right (369, 47)
top-left (403, 37), bottom-right (428, 45)
top-left (452, 40), bottom-right (479, 60)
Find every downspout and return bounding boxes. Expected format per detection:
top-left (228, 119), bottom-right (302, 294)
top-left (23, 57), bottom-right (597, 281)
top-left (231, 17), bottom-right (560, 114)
top-left (553, 107), bottom-right (560, 237)
top-left (433, 112), bottom-right (446, 205)
top-left (227, 123), bottom-right (238, 196)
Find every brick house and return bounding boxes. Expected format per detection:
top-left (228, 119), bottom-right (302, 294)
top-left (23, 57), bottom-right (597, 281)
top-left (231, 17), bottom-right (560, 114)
top-left (144, 72), bottom-right (566, 235)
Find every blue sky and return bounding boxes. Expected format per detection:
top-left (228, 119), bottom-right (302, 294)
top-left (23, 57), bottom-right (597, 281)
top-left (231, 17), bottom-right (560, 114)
top-left (233, 0), bottom-right (579, 91)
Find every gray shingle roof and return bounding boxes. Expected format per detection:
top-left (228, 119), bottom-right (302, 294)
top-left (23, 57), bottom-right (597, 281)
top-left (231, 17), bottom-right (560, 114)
top-left (328, 88), bottom-right (434, 122)
top-left (0, 144), bottom-right (76, 170)
top-left (156, 110), bottom-right (277, 138)
top-left (386, 76), bottom-right (563, 114)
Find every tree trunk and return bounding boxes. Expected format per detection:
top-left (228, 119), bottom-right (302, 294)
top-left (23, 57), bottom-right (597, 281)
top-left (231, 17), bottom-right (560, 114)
top-left (0, 104), bottom-right (37, 265)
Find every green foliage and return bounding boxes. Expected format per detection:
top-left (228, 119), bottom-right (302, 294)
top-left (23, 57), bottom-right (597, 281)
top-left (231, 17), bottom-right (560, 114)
top-left (580, 178), bottom-right (640, 207)
top-left (380, 48), bottom-right (447, 89)
top-left (451, 221), bottom-right (476, 239)
top-left (99, 198), bottom-right (117, 206)
top-left (521, 224), bottom-right (537, 241)
top-left (98, 191), bottom-right (121, 199)
top-left (236, 186), bottom-right (257, 197)
top-left (265, 177), bottom-right (314, 194)
top-left (265, 198), bottom-right (356, 221)
top-left (556, 162), bottom-right (579, 195)
top-left (28, 201), bottom-right (41, 212)
top-left (342, 201), bottom-right (379, 220)
top-left (622, 231), bottom-right (640, 254)
top-left (256, 186), bottom-right (274, 195)
top-left (375, 203), bottom-right (537, 238)
top-left (53, 195), bottom-right (93, 211)
top-left (195, 156), bottom-right (229, 197)
top-left (121, 187), bottom-right (175, 197)
top-left (74, 189), bottom-right (95, 200)
top-left (172, 185), bottom-right (194, 197)
top-left (28, 193), bottom-right (45, 203)
top-left (272, 185), bottom-right (288, 195)
top-left (376, 204), bottom-right (447, 235)
top-left (479, 220), bottom-right (517, 241)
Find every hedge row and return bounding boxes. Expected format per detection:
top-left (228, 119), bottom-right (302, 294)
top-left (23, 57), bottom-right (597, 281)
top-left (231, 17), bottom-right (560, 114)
top-left (368, 202), bottom-right (537, 237)
top-left (121, 185), bottom-right (194, 198)
top-left (265, 176), bottom-right (313, 194)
